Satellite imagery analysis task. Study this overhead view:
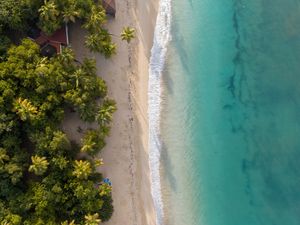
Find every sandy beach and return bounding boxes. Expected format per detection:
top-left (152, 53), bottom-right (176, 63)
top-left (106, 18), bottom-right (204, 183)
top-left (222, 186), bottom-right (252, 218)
top-left (66, 0), bottom-right (159, 224)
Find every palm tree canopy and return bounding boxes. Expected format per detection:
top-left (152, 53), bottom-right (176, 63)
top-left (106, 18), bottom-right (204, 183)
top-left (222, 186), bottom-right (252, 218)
top-left (59, 47), bottom-right (75, 64)
top-left (99, 183), bottom-right (112, 196)
top-left (72, 68), bottom-right (85, 88)
top-left (28, 155), bottom-right (49, 175)
top-left (83, 5), bottom-right (106, 33)
top-left (84, 213), bottom-right (101, 225)
top-left (0, 148), bottom-right (9, 164)
top-left (61, 220), bottom-right (76, 225)
top-left (96, 100), bottom-right (116, 125)
top-left (38, 0), bottom-right (59, 21)
top-left (94, 158), bottom-right (104, 167)
top-left (62, 6), bottom-right (79, 23)
top-left (121, 27), bottom-right (135, 43)
top-left (13, 98), bottom-right (38, 121)
top-left (72, 160), bottom-right (92, 179)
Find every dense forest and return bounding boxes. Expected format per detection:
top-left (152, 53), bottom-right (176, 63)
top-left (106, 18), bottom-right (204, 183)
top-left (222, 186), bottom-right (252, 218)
top-left (0, 0), bottom-right (134, 224)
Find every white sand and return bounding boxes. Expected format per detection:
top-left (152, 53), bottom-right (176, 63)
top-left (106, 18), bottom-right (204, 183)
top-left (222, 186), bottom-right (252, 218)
top-left (67, 0), bottom-right (159, 224)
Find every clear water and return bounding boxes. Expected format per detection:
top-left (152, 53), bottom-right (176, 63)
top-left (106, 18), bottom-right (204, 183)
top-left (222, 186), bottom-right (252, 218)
top-left (160, 0), bottom-right (300, 225)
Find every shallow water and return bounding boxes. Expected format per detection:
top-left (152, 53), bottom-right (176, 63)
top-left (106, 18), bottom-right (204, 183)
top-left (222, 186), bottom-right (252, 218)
top-left (159, 1), bottom-right (300, 224)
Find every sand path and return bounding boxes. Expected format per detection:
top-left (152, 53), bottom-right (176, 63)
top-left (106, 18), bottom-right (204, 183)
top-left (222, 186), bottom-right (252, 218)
top-left (67, 0), bottom-right (159, 224)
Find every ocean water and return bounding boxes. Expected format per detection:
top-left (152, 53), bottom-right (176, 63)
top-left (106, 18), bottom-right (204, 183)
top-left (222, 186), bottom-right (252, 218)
top-left (149, 0), bottom-right (300, 225)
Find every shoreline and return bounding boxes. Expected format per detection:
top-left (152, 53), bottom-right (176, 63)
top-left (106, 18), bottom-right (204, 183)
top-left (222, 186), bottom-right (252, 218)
top-left (68, 0), bottom-right (159, 224)
top-left (148, 0), bottom-right (172, 224)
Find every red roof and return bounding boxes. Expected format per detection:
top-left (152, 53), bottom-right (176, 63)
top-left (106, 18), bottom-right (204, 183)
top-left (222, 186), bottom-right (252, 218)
top-left (34, 26), bottom-right (68, 54)
top-left (46, 27), bottom-right (67, 45)
top-left (35, 35), bottom-right (48, 46)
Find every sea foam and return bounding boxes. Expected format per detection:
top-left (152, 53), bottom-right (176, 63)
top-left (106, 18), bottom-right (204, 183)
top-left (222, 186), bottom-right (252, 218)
top-left (148, 0), bottom-right (172, 224)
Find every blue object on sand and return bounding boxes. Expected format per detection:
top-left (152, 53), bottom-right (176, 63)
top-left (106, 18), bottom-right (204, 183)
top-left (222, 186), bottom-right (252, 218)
top-left (103, 178), bottom-right (112, 186)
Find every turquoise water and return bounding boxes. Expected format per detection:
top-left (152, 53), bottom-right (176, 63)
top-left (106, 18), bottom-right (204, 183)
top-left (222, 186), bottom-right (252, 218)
top-left (160, 1), bottom-right (300, 225)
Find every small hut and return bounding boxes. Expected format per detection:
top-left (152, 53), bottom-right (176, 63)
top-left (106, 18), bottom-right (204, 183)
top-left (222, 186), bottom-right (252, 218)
top-left (28, 25), bottom-right (69, 57)
top-left (102, 0), bottom-right (116, 17)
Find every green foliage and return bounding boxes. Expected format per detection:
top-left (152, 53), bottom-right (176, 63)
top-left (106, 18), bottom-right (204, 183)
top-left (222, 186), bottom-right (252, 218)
top-left (39, 1), bottom-right (59, 21)
top-left (50, 131), bottom-right (71, 152)
top-left (84, 213), bottom-right (101, 225)
top-left (62, 4), bottom-right (80, 23)
top-left (0, 35), bottom-right (11, 59)
top-left (82, 5), bottom-right (106, 33)
top-left (38, 0), bottom-right (61, 35)
top-left (51, 156), bottom-right (69, 170)
top-left (81, 130), bottom-right (105, 156)
top-left (0, 39), bottom-right (115, 223)
top-left (96, 99), bottom-right (117, 126)
top-left (61, 220), bottom-right (76, 225)
top-left (2, 213), bottom-right (22, 225)
top-left (85, 33), bottom-right (116, 58)
top-left (99, 183), bottom-right (112, 197)
top-left (64, 58), bottom-right (108, 122)
top-left (121, 27), bottom-right (136, 43)
top-left (4, 162), bottom-right (23, 184)
top-left (82, 4), bottom-right (117, 57)
top-left (30, 127), bottom-right (71, 155)
top-left (0, 0), bottom-right (26, 30)
top-left (13, 98), bottom-right (38, 121)
top-left (58, 47), bottom-right (75, 65)
top-left (0, 0), bottom-right (41, 60)
top-left (0, 148), bottom-right (9, 164)
top-left (35, 0), bottom-right (118, 57)
top-left (0, 0), bottom-right (134, 59)
top-left (99, 195), bottom-right (113, 222)
top-left (73, 160), bottom-right (92, 180)
top-left (29, 156), bottom-right (49, 175)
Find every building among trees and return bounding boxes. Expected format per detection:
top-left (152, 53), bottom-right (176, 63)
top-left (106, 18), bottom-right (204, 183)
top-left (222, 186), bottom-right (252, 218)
top-left (28, 25), bottom-right (69, 57)
top-left (102, 0), bottom-right (116, 17)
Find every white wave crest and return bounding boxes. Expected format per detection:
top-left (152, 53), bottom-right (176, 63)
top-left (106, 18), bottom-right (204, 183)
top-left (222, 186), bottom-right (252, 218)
top-left (148, 0), bottom-right (172, 224)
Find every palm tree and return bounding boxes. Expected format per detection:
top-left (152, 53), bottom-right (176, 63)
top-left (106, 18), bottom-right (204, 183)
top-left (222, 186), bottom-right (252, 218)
top-left (13, 98), bottom-right (38, 121)
top-left (83, 5), bottom-right (106, 32)
top-left (85, 34), bottom-right (101, 52)
top-left (94, 158), bottom-right (104, 167)
top-left (99, 183), bottom-right (112, 196)
top-left (72, 160), bottom-right (92, 179)
top-left (5, 163), bottom-right (23, 184)
top-left (35, 57), bottom-right (49, 77)
top-left (81, 58), bottom-right (97, 74)
top-left (38, 0), bottom-right (59, 21)
top-left (99, 125), bottom-right (110, 139)
top-left (61, 220), bottom-right (76, 225)
top-left (62, 4), bottom-right (79, 23)
top-left (59, 47), bottom-right (75, 64)
top-left (29, 155), bottom-right (49, 176)
top-left (121, 27), bottom-right (135, 43)
top-left (96, 100), bottom-right (116, 126)
top-left (84, 213), bottom-right (101, 225)
top-left (80, 142), bottom-right (96, 153)
top-left (0, 148), bottom-right (9, 164)
top-left (102, 42), bottom-right (117, 58)
top-left (71, 69), bottom-right (85, 88)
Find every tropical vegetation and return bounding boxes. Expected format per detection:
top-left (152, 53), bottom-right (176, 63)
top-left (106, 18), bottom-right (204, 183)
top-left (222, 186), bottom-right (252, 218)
top-left (0, 37), bottom-right (115, 224)
top-left (121, 27), bottom-right (135, 43)
top-left (0, 0), bottom-right (135, 59)
top-left (0, 0), bottom-right (135, 224)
